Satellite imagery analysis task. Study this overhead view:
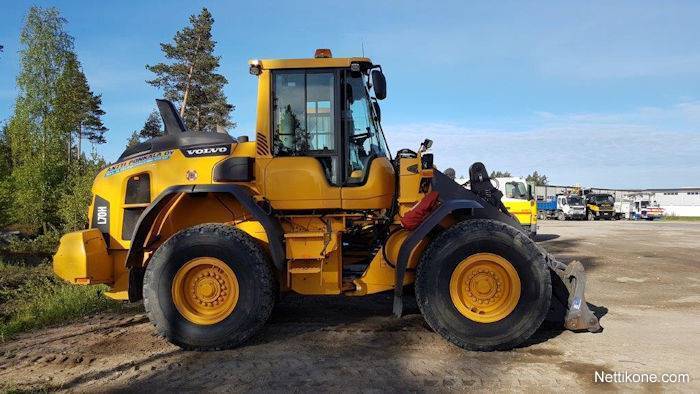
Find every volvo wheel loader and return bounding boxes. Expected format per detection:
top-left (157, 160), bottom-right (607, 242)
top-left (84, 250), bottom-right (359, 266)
top-left (53, 49), bottom-right (600, 351)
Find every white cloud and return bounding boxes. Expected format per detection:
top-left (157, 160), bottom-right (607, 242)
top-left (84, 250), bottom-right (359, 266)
top-left (383, 104), bottom-right (700, 189)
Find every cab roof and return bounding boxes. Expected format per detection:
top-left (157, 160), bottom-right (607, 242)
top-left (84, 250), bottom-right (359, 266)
top-left (250, 57), bottom-right (372, 70)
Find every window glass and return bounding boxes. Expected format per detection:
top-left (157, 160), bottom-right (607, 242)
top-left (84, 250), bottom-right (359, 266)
top-left (273, 72), bottom-right (335, 155)
top-left (346, 75), bottom-right (388, 183)
top-left (274, 72), bottom-right (305, 155)
top-left (505, 182), bottom-right (528, 199)
top-left (306, 74), bottom-right (334, 151)
top-left (568, 196), bottom-right (583, 205)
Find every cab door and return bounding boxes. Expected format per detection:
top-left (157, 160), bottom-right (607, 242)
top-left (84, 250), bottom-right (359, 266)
top-left (264, 70), bottom-right (343, 210)
top-left (340, 71), bottom-right (395, 210)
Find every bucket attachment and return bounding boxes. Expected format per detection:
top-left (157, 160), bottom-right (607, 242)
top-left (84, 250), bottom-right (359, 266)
top-left (548, 258), bottom-right (601, 332)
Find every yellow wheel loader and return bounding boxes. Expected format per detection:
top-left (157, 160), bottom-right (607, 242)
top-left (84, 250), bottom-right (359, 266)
top-left (53, 50), bottom-right (599, 351)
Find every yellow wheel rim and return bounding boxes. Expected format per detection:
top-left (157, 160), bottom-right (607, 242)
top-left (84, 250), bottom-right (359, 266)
top-left (172, 257), bottom-right (239, 325)
top-left (449, 253), bottom-right (521, 323)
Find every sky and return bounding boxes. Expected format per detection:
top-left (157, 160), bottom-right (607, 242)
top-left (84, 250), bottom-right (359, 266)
top-left (1, 1), bottom-right (699, 188)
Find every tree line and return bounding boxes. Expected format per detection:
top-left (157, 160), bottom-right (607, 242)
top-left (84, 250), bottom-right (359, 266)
top-left (443, 168), bottom-right (549, 186)
top-left (0, 6), bottom-right (232, 240)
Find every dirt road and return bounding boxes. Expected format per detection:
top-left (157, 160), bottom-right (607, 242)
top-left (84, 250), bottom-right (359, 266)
top-left (1, 221), bottom-right (698, 392)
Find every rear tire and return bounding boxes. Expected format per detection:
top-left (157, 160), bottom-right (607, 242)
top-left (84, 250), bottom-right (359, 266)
top-left (143, 223), bottom-right (277, 350)
top-left (415, 219), bottom-right (551, 351)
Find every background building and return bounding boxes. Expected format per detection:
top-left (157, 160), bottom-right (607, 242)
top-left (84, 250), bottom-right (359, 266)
top-left (452, 178), bottom-right (700, 217)
top-left (535, 185), bottom-right (700, 217)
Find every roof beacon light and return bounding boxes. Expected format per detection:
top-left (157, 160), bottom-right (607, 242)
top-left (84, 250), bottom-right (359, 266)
top-left (314, 48), bottom-right (332, 58)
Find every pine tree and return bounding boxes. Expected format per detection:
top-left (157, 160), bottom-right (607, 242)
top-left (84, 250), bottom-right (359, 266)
top-left (146, 7), bottom-right (233, 133)
top-left (526, 171), bottom-right (549, 186)
top-left (126, 110), bottom-right (163, 149)
top-left (139, 110), bottom-right (163, 139)
top-left (126, 131), bottom-right (141, 149)
top-left (53, 52), bottom-right (107, 162)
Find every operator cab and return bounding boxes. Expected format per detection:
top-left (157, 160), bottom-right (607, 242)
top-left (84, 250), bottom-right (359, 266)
top-left (251, 50), bottom-right (395, 210)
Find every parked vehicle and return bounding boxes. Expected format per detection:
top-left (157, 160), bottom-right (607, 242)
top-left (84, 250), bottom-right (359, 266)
top-left (493, 177), bottom-right (537, 237)
top-left (585, 193), bottom-right (615, 220)
top-left (630, 193), bottom-right (664, 220)
top-left (536, 198), bottom-right (556, 220)
top-left (537, 194), bottom-right (586, 221)
top-left (614, 199), bottom-right (632, 220)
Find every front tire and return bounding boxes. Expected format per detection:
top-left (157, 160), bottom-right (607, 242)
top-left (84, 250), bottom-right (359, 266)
top-left (415, 219), bottom-right (551, 351)
top-left (143, 224), bottom-right (277, 350)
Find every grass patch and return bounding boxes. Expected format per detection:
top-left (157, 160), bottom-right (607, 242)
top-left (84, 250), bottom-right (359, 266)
top-left (662, 216), bottom-right (700, 221)
top-left (0, 261), bottom-right (120, 342)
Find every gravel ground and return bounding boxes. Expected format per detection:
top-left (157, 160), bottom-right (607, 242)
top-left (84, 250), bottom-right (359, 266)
top-left (1, 220), bottom-right (698, 392)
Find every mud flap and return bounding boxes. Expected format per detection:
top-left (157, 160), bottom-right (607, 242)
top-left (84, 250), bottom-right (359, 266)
top-left (548, 258), bottom-right (601, 332)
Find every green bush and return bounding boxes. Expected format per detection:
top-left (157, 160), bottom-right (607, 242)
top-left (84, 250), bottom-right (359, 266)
top-left (0, 261), bottom-right (121, 342)
top-left (4, 230), bottom-right (60, 255)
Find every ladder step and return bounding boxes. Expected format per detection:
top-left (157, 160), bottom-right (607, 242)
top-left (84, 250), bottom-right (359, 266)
top-left (289, 260), bottom-right (323, 274)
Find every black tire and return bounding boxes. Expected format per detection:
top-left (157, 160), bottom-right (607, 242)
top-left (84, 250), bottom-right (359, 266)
top-left (557, 211), bottom-right (566, 221)
top-left (415, 219), bottom-right (551, 351)
top-left (143, 223), bottom-right (277, 350)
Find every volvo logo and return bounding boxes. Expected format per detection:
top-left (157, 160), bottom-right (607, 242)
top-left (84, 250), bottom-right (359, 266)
top-left (181, 145), bottom-right (231, 157)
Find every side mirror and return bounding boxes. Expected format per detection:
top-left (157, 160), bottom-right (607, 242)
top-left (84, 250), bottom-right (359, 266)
top-left (372, 99), bottom-right (381, 123)
top-left (528, 184), bottom-right (533, 200)
top-left (371, 69), bottom-right (387, 100)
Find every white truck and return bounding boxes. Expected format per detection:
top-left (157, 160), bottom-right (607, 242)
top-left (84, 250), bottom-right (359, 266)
top-left (616, 193), bottom-right (664, 220)
top-left (538, 194), bottom-right (586, 221)
top-left (614, 199), bottom-right (632, 220)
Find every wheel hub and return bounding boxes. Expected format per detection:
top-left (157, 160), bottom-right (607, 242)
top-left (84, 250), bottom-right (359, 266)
top-left (449, 253), bottom-right (521, 323)
top-left (172, 257), bottom-right (239, 325)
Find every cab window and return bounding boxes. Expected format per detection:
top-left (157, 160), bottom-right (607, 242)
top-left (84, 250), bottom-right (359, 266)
top-left (505, 182), bottom-right (528, 199)
top-left (345, 74), bottom-right (388, 184)
top-left (273, 71), bottom-right (336, 154)
top-left (272, 70), bottom-right (339, 184)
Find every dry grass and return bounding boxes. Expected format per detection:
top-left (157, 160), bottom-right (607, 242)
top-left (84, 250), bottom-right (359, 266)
top-left (0, 260), bottom-right (120, 342)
